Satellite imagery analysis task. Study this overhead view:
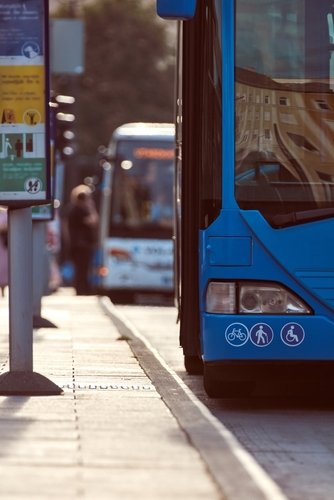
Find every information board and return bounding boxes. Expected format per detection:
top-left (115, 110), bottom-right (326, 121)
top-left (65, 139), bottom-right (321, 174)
top-left (0, 0), bottom-right (50, 206)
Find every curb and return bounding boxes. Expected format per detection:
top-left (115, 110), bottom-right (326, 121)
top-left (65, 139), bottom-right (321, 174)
top-left (99, 297), bottom-right (288, 500)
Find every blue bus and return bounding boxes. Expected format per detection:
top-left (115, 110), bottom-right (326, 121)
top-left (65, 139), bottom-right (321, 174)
top-left (96, 123), bottom-right (175, 303)
top-left (157, 0), bottom-right (334, 396)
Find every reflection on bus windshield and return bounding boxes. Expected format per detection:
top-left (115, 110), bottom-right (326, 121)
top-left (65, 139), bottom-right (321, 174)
top-left (235, 0), bottom-right (334, 227)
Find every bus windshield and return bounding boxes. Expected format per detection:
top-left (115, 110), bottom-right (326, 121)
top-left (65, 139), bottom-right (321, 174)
top-left (110, 139), bottom-right (174, 235)
top-left (235, 0), bottom-right (334, 227)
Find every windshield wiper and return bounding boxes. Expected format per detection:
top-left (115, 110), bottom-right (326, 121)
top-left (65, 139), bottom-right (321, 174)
top-left (272, 207), bottom-right (334, 227)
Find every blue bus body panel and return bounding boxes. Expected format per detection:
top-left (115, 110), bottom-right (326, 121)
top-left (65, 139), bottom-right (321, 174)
top-left (199, 0), bottom-right (334, 363)
top-left (203, 314), bottom-right (334, 360)
top-left (221, 0), bottom-right (236, 210)
top-left (200, 211), bottom-right (334, 361)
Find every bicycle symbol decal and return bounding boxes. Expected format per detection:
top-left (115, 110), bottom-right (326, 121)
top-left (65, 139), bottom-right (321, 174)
top-left (250, 323), bottom-right (274, 347)
top-left (280, 323), bottom-right (305, 346)
top-left (225, 323), bottom-right (249, 347)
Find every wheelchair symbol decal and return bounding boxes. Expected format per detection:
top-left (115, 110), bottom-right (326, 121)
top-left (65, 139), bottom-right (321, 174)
top-left (225, 323), bottom-right (249, 347)
top-left (280, 323), bottom-right (305, 346)
top-left (250, 323), bottom-right (274, 347)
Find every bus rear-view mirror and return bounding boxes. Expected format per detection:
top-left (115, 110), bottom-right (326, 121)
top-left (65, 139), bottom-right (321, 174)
top-left (156, 0), bottom-right (196, 19)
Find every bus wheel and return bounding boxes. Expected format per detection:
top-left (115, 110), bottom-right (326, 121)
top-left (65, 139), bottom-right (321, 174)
top-left (184, 355), bottom-right (203, 375)
top-left (108, 291), bottom-right (135, 305)
top-left (203, 367), bottom-right (253, 398)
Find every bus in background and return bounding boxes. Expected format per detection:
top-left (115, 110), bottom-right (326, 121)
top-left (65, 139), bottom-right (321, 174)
top-left (96, 123), bottom-right (175, 303)
top-left (156, 0), bottom-right (334, 397)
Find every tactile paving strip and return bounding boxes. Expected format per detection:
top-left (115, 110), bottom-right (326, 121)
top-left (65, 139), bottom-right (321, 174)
top-left (61, 382), bottom-right (154, 391)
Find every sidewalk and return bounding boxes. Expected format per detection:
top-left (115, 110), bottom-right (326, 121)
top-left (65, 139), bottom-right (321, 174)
top-left (0, 289), bottom-right (221, 500)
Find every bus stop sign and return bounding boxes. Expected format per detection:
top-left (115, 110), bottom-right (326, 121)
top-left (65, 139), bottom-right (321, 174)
top-left (0, 0), bottom-right (51, 207)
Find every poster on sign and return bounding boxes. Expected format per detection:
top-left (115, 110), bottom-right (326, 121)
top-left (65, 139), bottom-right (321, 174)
top-left (0, 0), bottom-right (51, 206)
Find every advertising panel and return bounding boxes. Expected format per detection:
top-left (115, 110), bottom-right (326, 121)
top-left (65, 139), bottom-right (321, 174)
top-left (0, 0), bottom-right (50, 206)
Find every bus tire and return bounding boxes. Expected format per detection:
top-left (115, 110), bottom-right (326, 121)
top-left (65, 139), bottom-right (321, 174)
top-left (108, 290), bottom-right (135, 305)
top-left (203, 367), bottom-right (253, 398)
top-left (184, 355), bottom-right (203, 375)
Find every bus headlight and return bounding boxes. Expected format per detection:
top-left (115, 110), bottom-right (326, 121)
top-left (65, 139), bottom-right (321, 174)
top-left (205, 281), bottom-right (312, 314)
top-left (239, 283), bottom-right (311, 314)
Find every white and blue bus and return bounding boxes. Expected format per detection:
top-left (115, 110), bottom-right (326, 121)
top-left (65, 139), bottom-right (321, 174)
top-left (157, 0), bottom-right (334, 396)
top-left (96, 122), bottom-right (175, 303)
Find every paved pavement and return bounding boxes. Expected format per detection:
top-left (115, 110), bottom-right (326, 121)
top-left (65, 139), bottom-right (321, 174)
top-left (0, 288), bottom-right (222, 500)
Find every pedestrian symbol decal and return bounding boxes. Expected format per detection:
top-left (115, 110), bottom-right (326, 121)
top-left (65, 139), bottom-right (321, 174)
top-left (24, 177), bottom-right (42, 194)
top-left (225, 323), bottom-right (249, 347)
top-left (280, 323), bottom-right (305, 346)
top-left (250, 323), bottom-right (273, 347)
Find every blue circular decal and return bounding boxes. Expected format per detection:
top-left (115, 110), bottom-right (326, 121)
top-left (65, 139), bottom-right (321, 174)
top-left (250, 323), bottom-right (274, 347)
top-left (225, 323), bottom-right (249, 347)
top-left (22, 42), bottom-right (40, 59)
top-left (280, 323), bottom-right (305, 347)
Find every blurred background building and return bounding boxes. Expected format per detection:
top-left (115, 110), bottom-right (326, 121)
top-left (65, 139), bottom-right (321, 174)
top-left (48, 0), bottom-right (176, 286)
top-left (50, 0), bottom-right (176, 203)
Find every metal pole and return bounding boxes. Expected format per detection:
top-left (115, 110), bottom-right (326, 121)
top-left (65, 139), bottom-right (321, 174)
top-left (8, 207), bottom-right (33, 371)
top-left (0, 207), bottom-right (62, 395)
top-left (32, 221), bottom-right (57, 328)
top-left (32, 221), bottom-right (44, 319)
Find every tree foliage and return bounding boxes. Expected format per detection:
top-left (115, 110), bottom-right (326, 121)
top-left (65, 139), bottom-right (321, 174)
top-left (52, 0), bottom-right (175, 157)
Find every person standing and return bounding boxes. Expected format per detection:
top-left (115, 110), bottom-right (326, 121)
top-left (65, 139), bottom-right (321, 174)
top-left (66, 185), bottom-right (99, 295)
